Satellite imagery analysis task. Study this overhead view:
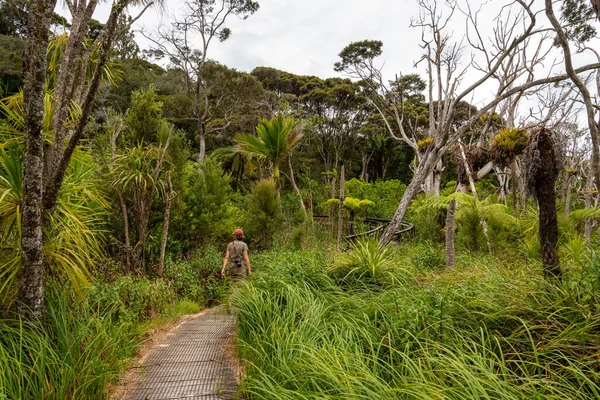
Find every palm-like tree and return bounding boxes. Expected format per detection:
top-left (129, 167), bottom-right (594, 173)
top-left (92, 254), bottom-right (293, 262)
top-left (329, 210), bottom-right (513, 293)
top-left (0, 147), bottom-right (107, 305)
top-left (234, 114), bottom-right (303, 180)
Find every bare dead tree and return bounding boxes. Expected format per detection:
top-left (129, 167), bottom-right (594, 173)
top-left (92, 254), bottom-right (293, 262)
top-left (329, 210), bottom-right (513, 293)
top-left (546, 0), bottom-right (600, 192)
top-left (338, 0), bottom-right (600, 246)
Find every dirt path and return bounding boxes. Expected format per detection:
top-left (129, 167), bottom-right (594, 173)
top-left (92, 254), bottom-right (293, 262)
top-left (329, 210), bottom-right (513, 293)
top-left (113, 305), bottom-right (240, 400)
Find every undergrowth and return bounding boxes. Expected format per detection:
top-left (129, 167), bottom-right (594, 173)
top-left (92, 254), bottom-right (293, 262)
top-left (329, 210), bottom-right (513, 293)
top-left (232, 239), bottom-right (600, 399)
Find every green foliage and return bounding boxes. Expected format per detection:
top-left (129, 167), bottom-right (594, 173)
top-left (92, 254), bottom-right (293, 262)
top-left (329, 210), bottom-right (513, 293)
top-left (103, 59), bottom-right (165, 112)
top-left (411, 193), bottom-right (519, 252)
top-left (124, 85), bottom-right (170, 145)
top-left (88, 276), bottom-right (176, 323)
top-left (235, 114), bottom-right (303, 179)
top-left (342, 197), bottom-right (374, 213)
top-left (345, 178), bottom-right (406, 218)
top-left (490, 128), bottom-right (529, 166)
top-left (164, 248), bottom-right (229, 307)
top-left (410, 242), bottom-right (445, 269)
top-left (174, 159), bottom-right (238, 248)
top-left (244, 179), bottom-right (283, 248)
top-left (232, 245), bottom-right (600, 399)
top-left (560, 0), bottom-right (597, 43)
top-left (0, 285), bottom-right (141, 399)
top-left (328, 238), bottom-right (400, 286)
top-left (334, 40), bottom-right (383, 72)
top-left (0, 34), bottom-right (23, 96)
top-left (0, 148), bottom-right (107, 304)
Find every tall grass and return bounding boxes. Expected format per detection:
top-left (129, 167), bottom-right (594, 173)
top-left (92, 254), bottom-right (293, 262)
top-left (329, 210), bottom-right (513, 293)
top-left (0, 285), bottom-right (141, 399)
top-left (232, 241), bottom-right (600, 399)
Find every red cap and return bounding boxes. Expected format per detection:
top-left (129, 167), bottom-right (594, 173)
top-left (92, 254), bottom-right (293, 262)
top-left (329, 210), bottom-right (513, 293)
top-left (233, 229), bottom-right (244, 237)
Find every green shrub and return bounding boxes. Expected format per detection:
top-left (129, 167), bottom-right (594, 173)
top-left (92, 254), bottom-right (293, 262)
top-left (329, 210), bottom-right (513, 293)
top-left (411, 242), bottom-right (445, 269)
top-left (88, 276), bottom-right (176, 323)
top-left (345, 178), bottom-right (406, 218)
top-left (164, 248), bottom-right (229, 307)
top-left (173, 158), bottom-right (239, 250)
top-left (328, 238), bottom-right (402, 287)
top-left (244, 179), bottom-right (283, 248)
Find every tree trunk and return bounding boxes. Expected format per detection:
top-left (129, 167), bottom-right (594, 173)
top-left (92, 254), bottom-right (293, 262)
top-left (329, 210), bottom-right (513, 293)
top-left (158, 173), bottom-right (173, 277)
top-left (511, 160), bottom-right (518, 212)
top-left (380, 149), bottom-right (442, 246)
top-left (132, 128), bottom-right (173, 273)
top-left (329, 175), bottom-right (336, 232)
top-left (495, 167), bottom-right (507, 205)
top-left (47, 0), bottom-right (99, 177)
top-left (584, 165), bottom-right (595, 245)
top-left (132, 191), bottom-right (151, 274)
top-left (288, 156), bottom-right (307, 219)
top-left (337, 165), bottom-right (345, 250)
top-left (109, 116), bottom-right (132, 272)
top-left (423, 159), bottom-right (443, 196)
top-left (445, 198), bottom-right (456, 269)
top-left (198, 120), bottom-right (206, 163)
top-left (43, 2), bottom-right (124, 215)
top-left (564, 173), bottom-right (573, 217)
top-left (546, 0), bottom-right (600, 194)
top-left (529, 129), bottom-right (561, 279)
top-left (361, 151), bottom-right (370, 182)
top-left (18, 0), bottom-right (57, 319)
top-left (117, 191), bottom-right (132, 272)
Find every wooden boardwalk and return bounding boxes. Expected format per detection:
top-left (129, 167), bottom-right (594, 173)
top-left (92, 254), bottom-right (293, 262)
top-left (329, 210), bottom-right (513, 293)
top-left (125, 305), bottom-right (239, 400)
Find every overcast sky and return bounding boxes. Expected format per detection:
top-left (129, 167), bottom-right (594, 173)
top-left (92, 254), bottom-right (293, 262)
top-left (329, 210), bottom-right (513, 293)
top-left (90, 0), bottom-right (434, 78)
top-left (79, 0), bottom-right (600, 124)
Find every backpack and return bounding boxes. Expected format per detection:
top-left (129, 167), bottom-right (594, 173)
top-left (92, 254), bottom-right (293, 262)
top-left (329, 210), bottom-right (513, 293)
top-left (231, 241), bottom-right (243, 268)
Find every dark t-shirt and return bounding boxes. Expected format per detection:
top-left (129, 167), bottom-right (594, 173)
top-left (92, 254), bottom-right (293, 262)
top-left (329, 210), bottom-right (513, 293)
top-left (227, 240), bottom-right (248, 276)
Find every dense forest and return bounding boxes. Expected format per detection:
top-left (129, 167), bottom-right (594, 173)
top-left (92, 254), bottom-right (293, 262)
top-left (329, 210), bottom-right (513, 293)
top-left (2, 0), bottom-right (600, 398)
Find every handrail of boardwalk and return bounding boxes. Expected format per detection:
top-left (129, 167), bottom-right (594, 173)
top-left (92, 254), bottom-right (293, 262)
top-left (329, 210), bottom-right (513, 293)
top-left (313, 216), bottom-right (414, 241)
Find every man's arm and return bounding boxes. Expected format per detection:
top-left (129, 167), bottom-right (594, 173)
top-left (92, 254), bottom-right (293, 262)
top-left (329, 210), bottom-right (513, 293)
top-left (243, 250), bottom-right (252, 277)
top-left (221, 249), bottom-right (230, 276)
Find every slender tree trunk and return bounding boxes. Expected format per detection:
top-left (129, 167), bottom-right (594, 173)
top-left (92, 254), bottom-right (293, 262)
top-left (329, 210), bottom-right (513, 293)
top-left (459, 141), bottom-right (492, 253)
top-left (529, 129), bottom-right (561, 279)
top-left (337, 165), bottom-right (345, 250)
top-left (329, 175), bottom-right (336, 232)
top-left (117, 191), bottom-right (132, 272)
top-left (288, 156), bottom-right (307, 219)
top-left (18, 0), bottom-right (57, 319)
top-left (361, 151), bottom-right (370, 182)
top-left (109, 116), bottom-right (132, 272)
top-left (423, 161), bottom-right (443, 196)
top-left (445, 198), bottom-right (456, 269)
top-left (43, 2), bottom-right (123, 215)
top-left (158, 173), bottom-right (173, 277)
top-left (584, 165), bottom-right (595, 245)
top-left (132, 192), bottom-right (150, 274)
top-left (511, 160), bottom-right (518, 212)
top-left (496, 168), bottom-right (507, 205)
top-left (198, 120), bottom-right (206, 163)
top-left (47, 0), bottom-right (99, 177)
top-left (380, 149), bottom-right (441, 246)
top-left (564, 174), bottom-right (573, 217)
